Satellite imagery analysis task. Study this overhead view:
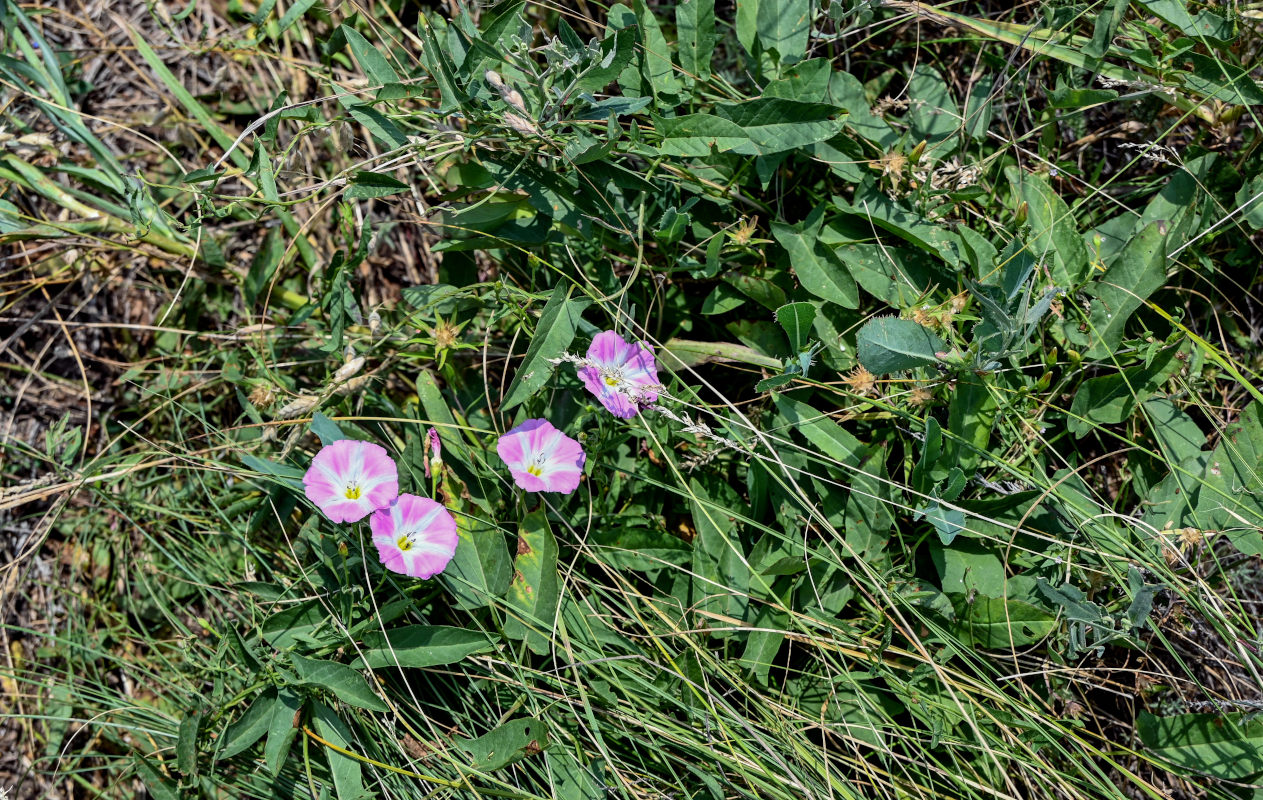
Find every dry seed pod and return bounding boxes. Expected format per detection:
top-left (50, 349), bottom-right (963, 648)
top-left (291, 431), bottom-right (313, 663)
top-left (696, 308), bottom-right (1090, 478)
top-left (333, 356), bottom-right (366, 384)
top-left (334, 374), bottom-right (372, 397)
top-left (276, 394), bottom-right (320, 419)
top-left (504, 113), bottom-right (537, 136)
top-left (502, 88), bottom-right (527, 113)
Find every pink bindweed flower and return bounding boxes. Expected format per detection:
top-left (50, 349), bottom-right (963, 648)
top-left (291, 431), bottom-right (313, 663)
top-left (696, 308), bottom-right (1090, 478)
top-left (424, 427), bottom-right (442, 479)
top-left (303, 439), bottom-right (399, 523)
top-left (496, 419), bottom-right (586, 494)
top-left (577, 330), bottom-right (660, 418)
top-left (370, 494), bottom-right (459, 579)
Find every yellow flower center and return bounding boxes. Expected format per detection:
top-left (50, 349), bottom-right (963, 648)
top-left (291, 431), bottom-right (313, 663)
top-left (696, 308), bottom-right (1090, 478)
top-left (527, 465), bottom-right (543, 477)
top-left (344, 485), bottom-right (362, 500)
top-left (604, 374), bottom-right (620, 386)
top-left (397, 535), bottom-right (413, 551)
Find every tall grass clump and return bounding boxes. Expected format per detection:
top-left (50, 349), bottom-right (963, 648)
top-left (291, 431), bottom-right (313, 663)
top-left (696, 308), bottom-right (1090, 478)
top-left (3, 0), bottom-right (1263, 798)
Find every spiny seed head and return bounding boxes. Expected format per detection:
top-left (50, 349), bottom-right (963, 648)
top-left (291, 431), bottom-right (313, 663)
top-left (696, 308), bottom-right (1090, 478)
top-left (878, 150), bottom-right (907, 176)
top-left (911, 306), bottom-right (938, 329)
top-left (432, 319), bottom-right (460, 349)
top-left (732, 215), bottom-right (758, 246)
top-left (908, 386), bottom-right (935, 407)
top-left (1176, 527), bottom-right (1204, 548)
top-left (248, 382), bottom-right (277, 408)
top-left (844, 366), bottom-right (878, 396)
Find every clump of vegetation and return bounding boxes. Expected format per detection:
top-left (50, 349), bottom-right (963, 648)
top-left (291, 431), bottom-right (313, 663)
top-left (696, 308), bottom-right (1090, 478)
top-left (3, 0), bottom-right (1263, 798)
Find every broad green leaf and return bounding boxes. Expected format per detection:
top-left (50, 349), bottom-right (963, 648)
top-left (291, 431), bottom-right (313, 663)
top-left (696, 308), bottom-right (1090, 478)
top-left (735, 0), bottom-right (757, 57)
top-left (690, 475), bottom-right (751, 624)
top-left (945, 374), bottom-right (998, 476)
top-left (773, 394), bottom-right (864, 468)
top-left (659, 338), bottom-right (780, 370)
top-left (1194, 401), bottom-right (1263, 551)
top-left (738, 605), bottom-right (786, 683)
top-left (547, 750), bottom-right (604, 800)
top-left (501, 286), bottom-right (590, 411)
top-left (504, 510), bottom-right (561, 655)
top-left (590, 524), bottom-right (691, 571)
top-left (912, 416), bottom-right (946, 492)
top-left (772, 221), bottom-right (859, 309)
top-left (953, 595), bottom-right (1058, 649)
top-left (654, 113), bottom-right (757, 157)
top-left (633, 0), bottom-right (681, 99)
top-left (481, 155), bottom-right (593, 235)
top-left (260, 598), bottom-right (332, 650)
top-left (917, 501), bottom-right (966, 546)
top-left (578, 27), bottom-right (635, 92)
top-left (1139, 1), bottom-right (1235, 44)
top-left (723, 270), bottom-right (787, 310)
top-left (312, 702), bottom-right (369, 800)
top-left (352, 626), bottom-right (496, 669)
top-left (844, 444), bottom-right (894, 561)
top-left (963, 72), bottom-right (996, 139)
top-left (1137, 153), bottom-right (1216, 245)
top-left (264, 689), bottom-right (302, 776)
top-left (480, 0), bottom-right (530, 49)
top-left (132, 755), bottom-right (179, 800)
top-left (1139, 454), bottom-right (1206, 532)
top-left (906, 64), bottom-right (959, 147)
top-left (273, 0), bottom-right (319, 36)
top-left (1017, 171), bottom-right (1089, 286)
top-left (416, 16), bottom-right (468, 113)
top-left (243, 227), bottom-right (284, 308)
top-left (774, 302), bottom-right (816, 352)
top-left (344, 170), bottom-right (410, 200)
top-left (829, 240), bottom-right (945, 307)
top-left (1068, 344), bottom-right (1182, 437)
top-left (443, 519), bottom-right (513, 610)
top-left (346, 103), bottom-right (409, 149)
top-left (1036, 579), bottom-right (1105, 623)
top-left (1126, 565), bottom-right (1158, 632)
top-left (218, 689), bottom-right (276, 759)
top-left (1236, 176), bottom-right (1263, 230)
top-left (765, 58), bottom-right (831, 103)
top-left (675, 0), bottom-right (715, 85)
top-left (417, 370), bottom-right (493, 513)
top-left (855, 316), bottom-right (945, 374)
top-left (458, 718), bottom-right (548, 771)
top-left (826, 70), bottom-right (898, 147)
top-left (700, 283), bottom-right (746, 315)
top-left (756, 0), bottom-right (810, 66)
top-left (177, 711), bottom-right (201, 777)
top-left (931, 539), bottom-right (1006, 597)
top-left (341, 26), bottom-right (399, 86)
top-left (656, 100), bottom-right (846, 157)
top-left (834, 193), bottom-right (964, 268)
top-left (713, 98), bottom-right (845, 155)
top-left (1138, 712), bottom-right (1263, 781)
top-left (1143, 399), bottom-right (1204, 466)
top-left (1049, 79), bottom-right (1118, 109)
top-left (290, 653), bottom-right (387, 712)
top-left (308, 412), bottom-right (346, 446)
top-left (1084, 222), bottom-right (1167, 359)
top-left (1084, 0), bottom-right (1126, 57)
